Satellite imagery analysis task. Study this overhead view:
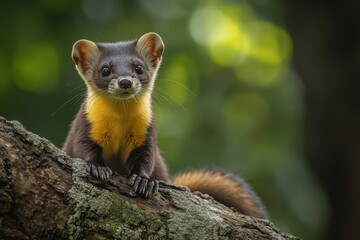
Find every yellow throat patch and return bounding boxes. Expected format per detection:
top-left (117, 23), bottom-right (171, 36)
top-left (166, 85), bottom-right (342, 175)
top-left (85, 91), bottom-right (152, 163)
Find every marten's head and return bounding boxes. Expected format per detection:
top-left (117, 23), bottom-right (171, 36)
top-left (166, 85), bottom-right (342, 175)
top-left (72, 32), bottom-right (164, 100)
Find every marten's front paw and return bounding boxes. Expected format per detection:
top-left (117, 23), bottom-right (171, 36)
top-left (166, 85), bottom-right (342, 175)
top-left (86, 163), bottom-right (113, 181)
top-left (128, 174), bottom-right (159, 198)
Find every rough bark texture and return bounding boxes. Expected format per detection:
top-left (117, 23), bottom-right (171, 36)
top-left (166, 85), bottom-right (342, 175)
top-left (0, 116), bottom-right (299, 240)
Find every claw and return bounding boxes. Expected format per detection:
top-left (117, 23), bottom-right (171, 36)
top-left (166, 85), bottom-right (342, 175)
top-left (139, 179), bottom-right (148, 194)
top-left (145, 181), bottom-right (154, 198)
top-left (128, 174), bottom-right (137, 185)
top-left (91, 164), bottom-right (99, 178)
top-left (107, 167), bottom-right (113, 176)
top-left (153, 180), bottom-right (159, 195)
top-left (133, 176), bottom-right (141, 192)
top-left (127, 174), bottom-right (159, 198)
top-left (98, 167), bottom-right (105, 180)
top-left (87, 163), bottom-right (112, 181)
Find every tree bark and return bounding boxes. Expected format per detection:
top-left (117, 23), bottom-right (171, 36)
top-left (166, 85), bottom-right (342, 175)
top-left (0, 116), bottom-right (298, 240)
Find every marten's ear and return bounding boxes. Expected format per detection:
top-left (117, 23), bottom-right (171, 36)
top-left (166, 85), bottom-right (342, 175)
top-left (72, 40), bottom-right (100, 78)
top-left (136, 32), bottom-right (164, 67)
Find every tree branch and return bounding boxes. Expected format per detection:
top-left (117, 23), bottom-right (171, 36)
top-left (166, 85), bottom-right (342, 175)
top-left (0, 116), bottom-right (299, 240)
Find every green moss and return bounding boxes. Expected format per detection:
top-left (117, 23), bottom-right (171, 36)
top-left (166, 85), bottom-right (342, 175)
top-left (66, 159), bottom-right (166, 240)
top-left (166, 191), bottom-right (231, 240)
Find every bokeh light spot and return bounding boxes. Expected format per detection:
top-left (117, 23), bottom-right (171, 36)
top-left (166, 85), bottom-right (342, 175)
top-left (13, 43), bottom-right (59, 92)
top-left (189, 5), bottom-right (292, 87)
top-left (208, 19), bottom-right (250, 67)
top-left (189, 7), bottom-right (229, 46)
top-left (249, 21), bottom-right (292, 65)
top-left (234, 21), bottom-right (292, 87)
top-left (189, 4), bottom-right (254, 67)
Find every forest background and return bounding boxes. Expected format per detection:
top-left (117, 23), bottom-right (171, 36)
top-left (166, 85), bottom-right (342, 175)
top-left (1, 1), bottom-right (358, 240)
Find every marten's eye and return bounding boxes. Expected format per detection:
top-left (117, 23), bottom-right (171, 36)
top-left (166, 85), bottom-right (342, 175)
top-left (135, 65), bottom-right (143, 75)
top-left (101, 67), bottom-right (111, 77)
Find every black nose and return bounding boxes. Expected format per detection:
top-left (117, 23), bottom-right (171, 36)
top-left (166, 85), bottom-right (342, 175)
top-left (118, 79), bottom-right (132, 89)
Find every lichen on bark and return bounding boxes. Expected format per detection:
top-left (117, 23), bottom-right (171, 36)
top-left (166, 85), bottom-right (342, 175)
top-left (0, 116), bottom-right (299, 240)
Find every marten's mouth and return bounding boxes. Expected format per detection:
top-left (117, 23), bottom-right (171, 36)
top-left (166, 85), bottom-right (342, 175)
top-left (107, 83), bottom-right (141, 100)
top-left (119, 92), bottom-right (133, 97)
top-left (107, 89), bottom-right (138, 100)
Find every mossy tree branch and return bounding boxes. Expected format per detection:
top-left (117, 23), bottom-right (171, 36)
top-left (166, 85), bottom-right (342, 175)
top-left (0, 116), bottom-right (299, 240)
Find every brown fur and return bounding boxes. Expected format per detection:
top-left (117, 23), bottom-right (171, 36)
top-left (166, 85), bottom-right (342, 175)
top-left (173, 169), bottom-right (267, 219)
top-left (64, 32), bottom-right (267, 217)
top-left (64, 33), bottom-right (168, 197)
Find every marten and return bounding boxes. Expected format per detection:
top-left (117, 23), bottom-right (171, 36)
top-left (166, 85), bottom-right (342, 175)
top-left (63, 32), bottom-right (267, 219)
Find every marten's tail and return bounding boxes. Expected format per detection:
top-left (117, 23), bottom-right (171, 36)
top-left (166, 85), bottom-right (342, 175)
top-left (172, 169), bottom-right (267, 219)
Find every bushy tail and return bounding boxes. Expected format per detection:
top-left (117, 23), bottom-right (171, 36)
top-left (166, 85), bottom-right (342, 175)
top-left (172, 169), bottom-right (267, 219)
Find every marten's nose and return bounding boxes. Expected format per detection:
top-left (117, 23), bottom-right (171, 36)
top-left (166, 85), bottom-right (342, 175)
top-left (118, 78), bottom-right (132, 89)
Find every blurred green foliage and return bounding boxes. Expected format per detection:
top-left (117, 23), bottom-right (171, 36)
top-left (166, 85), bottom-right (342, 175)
top-left (0, 0), bottom-right (328, 239)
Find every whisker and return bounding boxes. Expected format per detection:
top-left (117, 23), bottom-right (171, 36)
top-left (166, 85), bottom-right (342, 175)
top-left (151, 94), bottom-right (162, 113)
top-left (153, 91), bottom-right (180, 115)
top-left (69, 84), bottom-right (85, 94)
top-left (157, 78), bottom-right (196, 97)
top-left (51, 93), bottom-right (84, 117)
top-left (153, 88), bottom-right (187, 112)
